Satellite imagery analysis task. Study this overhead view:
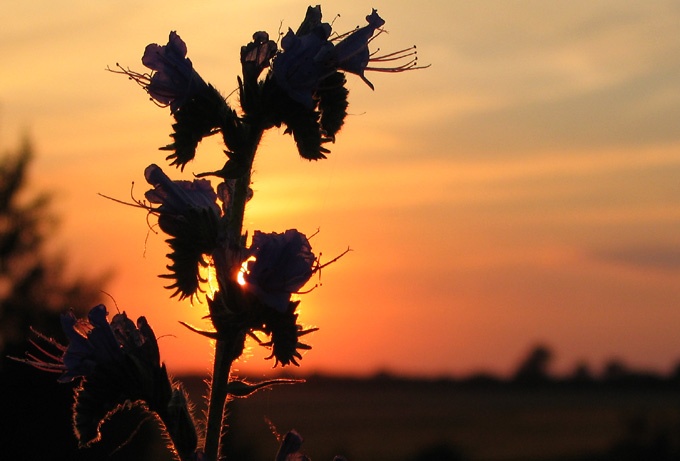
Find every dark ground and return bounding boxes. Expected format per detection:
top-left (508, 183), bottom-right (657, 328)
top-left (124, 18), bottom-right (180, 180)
top-left (2, 367), bottom-right (680, 461)
top-left (181, 373), bottom-right (680, 461)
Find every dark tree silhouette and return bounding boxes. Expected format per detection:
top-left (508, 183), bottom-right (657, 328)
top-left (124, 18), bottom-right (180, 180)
top-left (0, 137), bottom-right (108, 460)
top-left (568, 360), bottom-right (596, 386)
top-left (602, 358), bottom-right (631, 383)
top-left (0, 138), bottom-right (106, 360)
top-left (513, 344), bottom-right (554, 384)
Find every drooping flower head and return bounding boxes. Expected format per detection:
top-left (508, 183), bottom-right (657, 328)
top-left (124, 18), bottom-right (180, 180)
top-left (230, 229), bottom-right (349, 366)
top-left (243, 229), bottom-right (316, 312)
top-left (144, 164), bottom-right (223, 299)
top-left (112, 32), bottom-right (232, 171)
top-left (145, 163), bottom-right (221, 221)
top-left (272, 18), bottom-right (334, 108)
top-left (117, 31), bottom-right (210, 114)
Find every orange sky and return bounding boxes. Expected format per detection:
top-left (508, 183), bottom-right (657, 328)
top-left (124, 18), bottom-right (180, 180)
top-left (2, 0), bottom-right (680, 378)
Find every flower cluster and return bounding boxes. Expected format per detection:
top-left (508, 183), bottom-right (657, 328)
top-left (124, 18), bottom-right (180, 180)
top-left (142, 165), bottom-right (323, 365)
top-left (114, 6), bottom-right (425, 172)
top-left (18, 305), bottom-right (197, 459)
top-left (199, 229), bottom-right (321, 367)
top-left (272, 7), bottom-right (401, 105)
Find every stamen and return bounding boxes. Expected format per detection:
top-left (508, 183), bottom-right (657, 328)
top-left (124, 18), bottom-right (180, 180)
top-left (331, 25), bottom-right (360, 42)
top-left (106, 63), bottom-right (170, 110)
top-left (369, 46), bottom-right (417, 62)
top-left (315, 246), bottom-right (351, 271)
top-left (365, 61), bottom-right (430, 73)
top-left (15, 358), bottom-right (64, 373)
top-left (28, 338), bottom-right (64, 363)
top-left (295, 285), bottom-right (318, 294)
top-left (107, 64), bottom-right (152, 89)
top-left (29, 327), bottom-right (67, 353)
top-left (97, 192), bottom-right (153, 211)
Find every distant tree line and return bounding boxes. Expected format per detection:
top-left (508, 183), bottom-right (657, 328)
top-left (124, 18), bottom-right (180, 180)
top-left (458, 343), bottom-right (680, 389)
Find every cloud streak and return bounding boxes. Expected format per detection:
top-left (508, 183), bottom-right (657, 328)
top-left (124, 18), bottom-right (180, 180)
top-left (591, 245), bottom-right (680, 272)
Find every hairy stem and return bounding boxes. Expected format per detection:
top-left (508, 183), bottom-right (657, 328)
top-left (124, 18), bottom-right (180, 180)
top-left (204, 340), bottom-right (233, 461)
top-left (203, 126), bottom-right (263, 461)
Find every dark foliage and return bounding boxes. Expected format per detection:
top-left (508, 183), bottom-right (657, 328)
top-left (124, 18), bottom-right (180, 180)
top-left (513, 343), bottom-right (553, 385)
top-left (0, 138), bottom-right (107, 459)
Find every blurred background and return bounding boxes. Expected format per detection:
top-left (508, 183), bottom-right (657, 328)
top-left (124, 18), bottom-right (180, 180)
top-left (1, 1), bottom-right (680, 460)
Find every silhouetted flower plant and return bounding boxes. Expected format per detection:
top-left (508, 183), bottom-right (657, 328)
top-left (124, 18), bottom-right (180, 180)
top-left (16, 5), bottom-right (426, 461)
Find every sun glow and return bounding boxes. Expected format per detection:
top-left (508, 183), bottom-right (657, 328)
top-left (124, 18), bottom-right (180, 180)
top-left (237, 258), bottom-right (255, 286)
top-left (204, 259), bottom-right (219, 300)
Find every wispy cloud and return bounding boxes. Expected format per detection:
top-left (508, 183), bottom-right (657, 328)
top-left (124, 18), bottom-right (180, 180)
top-left (591, 245), bottom-right (680, 272)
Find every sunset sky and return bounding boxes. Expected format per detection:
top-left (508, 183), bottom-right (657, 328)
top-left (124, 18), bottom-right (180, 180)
top-left (2, 0), bottom-right (679, 379)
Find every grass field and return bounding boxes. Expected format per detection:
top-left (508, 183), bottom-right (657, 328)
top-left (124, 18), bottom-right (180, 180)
top-left (178, 375), bottom-right (680, 461)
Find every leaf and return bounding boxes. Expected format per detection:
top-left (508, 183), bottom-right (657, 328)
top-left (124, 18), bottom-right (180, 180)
top-left (227, 378), bottom-right (303, 397)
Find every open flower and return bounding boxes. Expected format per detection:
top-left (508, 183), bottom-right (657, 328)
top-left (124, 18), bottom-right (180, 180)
top-left (143, 31), bottom-right (209, 112)
top-left (272, 19), bottom-right (333, 108)
top-left (243, 229), bottom-right (315, 312)
top-left (331, 9), bottom-right (385, 88)
top-left (272, 7), bottom-right (426, 101)
top-left (22, 304), bottom-right (164, 384)
top-left (115, 31), bottom-right (210, 114)
top-left (332, 9), bottom-right (428, 90)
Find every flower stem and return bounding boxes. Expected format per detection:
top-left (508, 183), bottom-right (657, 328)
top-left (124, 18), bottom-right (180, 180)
top-left (203, 126), bottom-right (262, 461)
top-left (204, 340), bottom-right (233, 460)
top-left (205, 334), bottom-right (246, 461)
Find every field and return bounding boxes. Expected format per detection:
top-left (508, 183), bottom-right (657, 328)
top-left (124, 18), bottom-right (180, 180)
top-left (179, 375), bottom-right (680, 461)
